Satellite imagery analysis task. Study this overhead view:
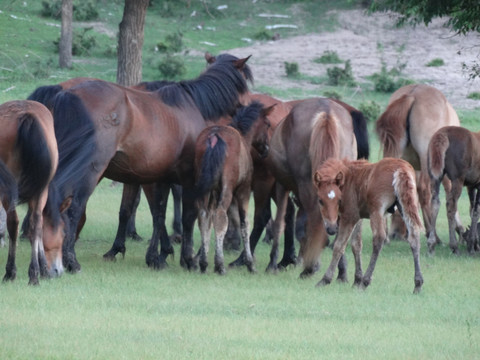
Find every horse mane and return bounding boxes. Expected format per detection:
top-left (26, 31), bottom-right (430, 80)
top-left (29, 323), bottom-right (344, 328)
top-left (309, 110), bottom-right (340, 169)
top-left (44, 91), bottom-right (97, 228)
top-left (156, 54), bottom-right (251, 121)
top-left (229, 101), bottom-right (263, 136)
top-left (136, 80), bottom-right (175, 91)
top-left (27, 84), bottom-right (63, 109)
top-left (375, 94), bottom-right (415, 158)
top-left (212, 53), bottom-right (254, 83)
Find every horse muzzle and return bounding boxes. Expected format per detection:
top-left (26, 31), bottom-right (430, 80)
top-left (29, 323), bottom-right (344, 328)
top-left (324, 221), bottom-right (338, 236)
top-left (258, 144), bottom-right (270, 158)
top-left (48, 257), bottom-right (64, 278)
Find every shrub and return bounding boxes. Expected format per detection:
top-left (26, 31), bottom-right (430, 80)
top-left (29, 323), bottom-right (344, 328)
top-left (41, 0), bottom-right (98, 21)
top-left (253, 29), bottom-right (273, 41)
top-left (323, 91), bottom-right (342, 100)
top-left (426, 58), bottom-right (445, 67)
top-left (326, 60), bottom-right (356, 86)
top-left (370, 63), bottom-right (413, 93)
top-left (314, 50), bottom-right (343, 64)
top-left (467, 92), bottom-right (480, 100)
top-left (158, 55), bottom-right (186, 80)
top-left (358, 100), bottom-right (381, 122)
top-left (156, 32), bottom-right (184, 54)
top-left (54, 27), bottom-right (97, 56)
top-left (284, 62), bottom-right (300, 78)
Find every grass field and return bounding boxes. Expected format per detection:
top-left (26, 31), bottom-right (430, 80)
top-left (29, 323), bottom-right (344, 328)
top-left (1, 0), bottom-right (480, 359)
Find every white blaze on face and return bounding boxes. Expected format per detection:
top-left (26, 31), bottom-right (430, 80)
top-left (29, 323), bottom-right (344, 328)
top-left (328, 190), bottom-right (336, 199)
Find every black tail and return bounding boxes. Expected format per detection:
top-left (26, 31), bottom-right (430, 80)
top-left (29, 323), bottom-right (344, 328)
top-left (27, 84), bottom-right (63, 109)
top-left (351, 109), bottom-right (370, 160)
top-left (195, 134), bottom-right (227, 199)
top-left (45, 91), bottom-right (96, 228)
top-left (16, 113), bottom-right (53, 203)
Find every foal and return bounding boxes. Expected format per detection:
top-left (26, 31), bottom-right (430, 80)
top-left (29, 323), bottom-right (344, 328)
top-left (194, 101), bottom-right (273, 274)
top-left (313, 158), bottom-right (424, 293)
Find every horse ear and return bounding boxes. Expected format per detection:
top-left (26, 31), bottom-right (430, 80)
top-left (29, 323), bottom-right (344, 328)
top-left (335, 171), bottom-right (345, 187)
top-left (313, 171), bottom-right (322, 187)
top-left (59, 196), bottom-right (73, 214)
top-left (205, 52), bottom-right (216, 64)
top-left (262, 104), bottom-right (276, 117)
top-left (233, 55), bottom-right (252, 70)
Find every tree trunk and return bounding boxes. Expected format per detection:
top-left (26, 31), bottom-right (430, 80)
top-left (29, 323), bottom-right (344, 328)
top-left (116, 0), bottom-right (149, 86)
top-left (59, 0), bottom-right (73, 69)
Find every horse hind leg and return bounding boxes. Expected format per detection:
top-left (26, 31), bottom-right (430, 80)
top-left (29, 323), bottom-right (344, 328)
top-left (361, 213), bottom-right (386, 290)
top-left (236, 190), bottom-right (255, 273)
top-left (3, 206), bottom-right (19, 282)
top-left (466, 187), bottom-right (480, 254)
top-left (442, 177), bottom-right (465, 240)
top-left (196, 207), bottom-right (212, 273)
top-left (445, 180), bottom-right (463, 254)
top-left (213, 206), bottom-right (229, 275)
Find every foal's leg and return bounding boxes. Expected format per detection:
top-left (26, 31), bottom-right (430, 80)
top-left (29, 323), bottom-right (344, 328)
top-left (180, 186), bottom-right (199, 271)
top-left (196, 206), bottom-right (212, 273)
top-left (445, 179), bottom-right (463, 254)
top-left (361, 212), bottom-right (386, 289)
top-left (317, 221), bottom-right (355, 287)
top-left (467, 187), bottom-right (480, 254)
top-left (427, 177), bottom-right (442, 254)
top-left (236, 187), bottom-right (255, 273)
top-left (278, 197), bottom-right (297, 269)
top-left (266, 183), bottom-right (289, 273)
top-left (213, 199), bottom-right (231, 275)
top-left (350, 220), bottom-right (364, 286)
top-left (103, 183), bottom-right (141, 261)
top-left (3, 206), bottom-right (18, 282)
top-left (405, 224), bottom-right (423, 294)
top-left (443, 177), bottom-right (465, 239)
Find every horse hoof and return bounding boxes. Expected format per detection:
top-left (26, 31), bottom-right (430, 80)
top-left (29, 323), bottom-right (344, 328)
top-left (265, 262), bottom-right (278, 274)
top-left (277, 256), bottom-right (297, 270)
top-left (103, 252), bottom-right (117, 262)
top-left (228, 254), bottom-right (246, 268)
top-left (214, 265), bottom-right (226, 275)
top-left (336, 275), bottom-right (348, 283)
top-left (316, 278), bottom-right (331, 287)
top-left (128, 232), bottom-right (143, 242)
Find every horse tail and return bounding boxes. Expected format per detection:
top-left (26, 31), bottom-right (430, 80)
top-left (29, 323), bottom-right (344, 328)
top-left (393, 167), bottom-right (423, 231)
top-left (16, 113), bottom-right (53, 203)
top-left (309, 112), bottom-right (339, 167)
top-left (427, 131), bottom-right (449, 180)
top-left (375, 95), bottom-right (415, 158)
top-left (330, 98), bottom-right (370, 160)
top-left (27, 84), bottom-right (63, 109)
top-left (195, 133), bottom-right (227, 200)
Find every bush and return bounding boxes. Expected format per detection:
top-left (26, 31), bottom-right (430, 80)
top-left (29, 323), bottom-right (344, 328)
top-left (358, 100), bottom-right (381, 122)
top-left (370, 63), bottom-right (413, 93)
top-left (284, 62), bottom-right (300, 78)
top-left (426, 58), bottom-right (445, 67)
top-left (326, 60), bottom-right (356, 86)
top-left (467, 92), bottom-right (480, 100)
top-left (41, 0), bottom-right (98, 21)
top-left (158, 55), bottom-right (186, 80)
top-left (323, 91), bottom-right (342, 100)
top-left (156, 32), bottom-right (184, 54)
top-left (253, 29), bottom-right (273, 41)
top-left (314, 50), bottom-right (343, 64)
top-left (54, 27), bottom-right (97, 56)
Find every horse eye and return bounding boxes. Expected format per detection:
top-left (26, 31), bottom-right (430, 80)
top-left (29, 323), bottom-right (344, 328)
top-left (318, 199), bottom-right (323, 206)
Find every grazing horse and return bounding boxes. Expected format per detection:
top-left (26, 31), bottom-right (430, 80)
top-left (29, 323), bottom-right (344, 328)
top-left (428, 126), bottom-right (480, 254)
top-left (266, 97), bottom-right (366, 276)
top-left (46, 55), bottom-right (252, 273)
top-left (313, 158), bottom-right (424, 294)
top-left (194, 101), bottom-right (273, 274)
top-left (0, 100), bottom-right (59, 285)
top-left (376, 84), bottom-right (462, 245)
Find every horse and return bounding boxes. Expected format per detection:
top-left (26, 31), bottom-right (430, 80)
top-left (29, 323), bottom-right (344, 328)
top-left (265, 97), bottom-right (367, 277)
top-left (428, 126), bottom-right (480, 254)
top-left (375, 83), bottom-right (462, 247)
top-left (194, 101), bottom-right (273, 274)
top-left (45, 54), bottom-right (253, 273)
top-left (0, 100), bottom-right (60, 285)
top-left (205, 53), bottom-right (370, 272)
top-left (313, 158), bottom-right (424, 294)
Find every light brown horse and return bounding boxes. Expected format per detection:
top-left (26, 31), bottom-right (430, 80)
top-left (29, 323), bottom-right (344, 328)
top-left (428, 126), bottom-right (480, 254)
top-left (0, 100), bottom-right (59, 285)
top-left (44, 54), bottom-right (252, 273)
top-left (313, 158), bottom-right (424, 293)
top-left (266, 97), bottom-right (363, 276)
top-left (376, 84), bottom-right (462, 246)
top-left (194, 101), bottom-right (273, 274)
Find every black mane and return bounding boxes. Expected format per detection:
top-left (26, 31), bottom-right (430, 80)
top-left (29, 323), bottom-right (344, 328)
top-left (230, 101), bottom-right (263, 136)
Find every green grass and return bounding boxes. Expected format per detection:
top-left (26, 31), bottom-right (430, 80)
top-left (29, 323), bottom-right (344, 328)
top-left (1, 0), bottom-right (480, 359)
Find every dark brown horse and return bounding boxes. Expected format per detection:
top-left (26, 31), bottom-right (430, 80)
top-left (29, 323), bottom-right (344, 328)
top-left (376, 84), bottom-right (462, 246)
top-left (428, 126), bottom-right (480, 254)
top-left (313, 158), bottom-right (424, 293)
top-left (194, 101), bottom-right (272, 274)
top-left (44, 55), bottom-right (253, 273)
top-left (266, 97), bottom-right (366, 276)
top-left (0, 100), bottom-right (59, 285)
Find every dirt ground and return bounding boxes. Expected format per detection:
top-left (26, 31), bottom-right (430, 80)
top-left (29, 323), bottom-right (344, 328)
top-left (228, 9), bottom-right (480, 110)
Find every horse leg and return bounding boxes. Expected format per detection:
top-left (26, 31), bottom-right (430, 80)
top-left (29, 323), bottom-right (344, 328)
top-left (224, 200), bottom-right (241, 251)
top-left (266, 183), bottom-right (289, 273)
top-left (467, 187), bottom-right (480, 254)
top-left (62, 197), bottom-right (88, 273)
top-left (3, 206), bottom-right (19, 282)
top-left (404, 221), bottom-right (423, 294)
top-left (317, 222), bottom-right (355, 287)
top-left (445, 180), bottom-right (463, 254)
top-left (103, 183), bottom-right (141, 261)
top-left (442, 177), bottom-right (465, 239)
top-left (126, 186), bottom-right (142, 242)
top-left (213, 204), bottom-right (230, 275)
top-left (427, 176), bottom-right (442, 255)
top-left (361, 213), bottom-right (386, 289)
top-left (278, 196), bottom-right (298, 269)
top-left (27, 194), bottom-right (48, 285)
top-left (170, 184), bottom-right (183, 244)
top-left (145, 182), bottom-right (173, 269)
top-left (350, 220), bottom-right (363, 286)
top-left (236, 187), bottom-right (255, 273)
top-left (196, 206), bottom-right (212, 273)
top-left (180, 186), bottom-right (199, 271)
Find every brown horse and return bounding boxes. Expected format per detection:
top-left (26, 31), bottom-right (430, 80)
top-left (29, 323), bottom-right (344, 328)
top-left (44, 54), bottom-right (253, 273)
top-left (428, 126), bottom-right (480, 254)
top-left (194, 101), bottom-right (273, 274)
top-left (0, 100), bottom-right (59, 285)
top-left (376, 84), bottom-right (462, 246)
top-left (266, 97), bottom-right (365, 276)
top-left (313, 158), bottom-right (424, 293)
